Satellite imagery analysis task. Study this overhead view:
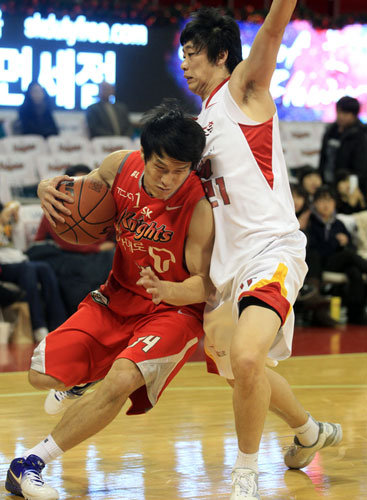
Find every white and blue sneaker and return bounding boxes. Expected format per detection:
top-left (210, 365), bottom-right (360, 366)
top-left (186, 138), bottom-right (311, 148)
top-left (230, 468), bottom-right (260, 499)
top-left (5, 454), bottom-right (58, 500)
top-left (284, 421), bottom-right (343, 469)
top-left (44, 382), bottom-right (98, 415)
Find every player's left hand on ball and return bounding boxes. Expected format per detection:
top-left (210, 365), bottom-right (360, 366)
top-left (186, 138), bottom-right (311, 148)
top-left (136, 266), bottom-right (165, 305)
top-left (38, 175), bottom-right (74, 227)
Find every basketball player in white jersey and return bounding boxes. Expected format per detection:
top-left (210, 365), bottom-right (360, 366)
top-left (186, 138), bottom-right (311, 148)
top-left (179, 3), bottom-right (342, 499)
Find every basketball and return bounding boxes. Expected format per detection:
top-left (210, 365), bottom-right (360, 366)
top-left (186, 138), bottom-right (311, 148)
top-left (54, 176), bottom-right (117, 245)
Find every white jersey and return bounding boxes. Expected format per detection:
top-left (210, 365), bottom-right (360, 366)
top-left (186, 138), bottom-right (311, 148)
top-left (197, 80), bottom-right (300, 292)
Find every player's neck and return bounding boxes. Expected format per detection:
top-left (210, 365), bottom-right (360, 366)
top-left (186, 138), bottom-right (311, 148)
top-left (202, 75), bottom-right (230, 102)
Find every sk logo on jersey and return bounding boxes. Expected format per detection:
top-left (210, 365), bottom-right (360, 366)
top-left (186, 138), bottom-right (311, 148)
top-left (141, 206), bottom-right (153, 218)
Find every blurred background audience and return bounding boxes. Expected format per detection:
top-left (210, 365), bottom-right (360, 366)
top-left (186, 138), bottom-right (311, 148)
top-left (0, 200), bottom-right (67, 342)
top-left (15, 82), bottom-right (59, 138)
top-left (319, 96), bottom-right (367, 192)
top-left (0, 3), bottom-right (367, 341)
top-left (86, 81), bottom-right (134, 139)
top-left (27, 164), bottom-right (115, 315)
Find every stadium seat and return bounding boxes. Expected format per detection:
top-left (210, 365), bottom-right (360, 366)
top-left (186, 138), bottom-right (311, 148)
top-left (47, 135), bottom-right (91, 155)
top-left (0, 135), bottom-right (46, 155)
top-left (91, 136), bottom-right (134, 157)
top-left (0, 153), bottom-right (39, 203)
top-left (36, 152), bottom-right (86, 180)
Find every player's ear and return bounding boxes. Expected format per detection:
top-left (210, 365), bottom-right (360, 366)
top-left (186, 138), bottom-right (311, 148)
top-left (140, 146), bottom-right (145, 163)
top-left (217, 50), bottom-right (228, 67)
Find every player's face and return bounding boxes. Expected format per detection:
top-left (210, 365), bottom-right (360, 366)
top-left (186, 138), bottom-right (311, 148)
top-left (143, 151), bottom-right (191, 200)
top-left (181, 43), bottom-right (220, 100)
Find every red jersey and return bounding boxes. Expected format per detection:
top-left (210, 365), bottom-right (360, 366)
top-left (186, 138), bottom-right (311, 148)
top-left (100, 151), bottom-right (206, 318)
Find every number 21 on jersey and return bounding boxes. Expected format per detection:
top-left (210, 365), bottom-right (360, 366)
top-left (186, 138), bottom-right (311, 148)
top-left (198, 159), bottom-right (231, 208)
top-left (203, 177), bottom-right (231, 208)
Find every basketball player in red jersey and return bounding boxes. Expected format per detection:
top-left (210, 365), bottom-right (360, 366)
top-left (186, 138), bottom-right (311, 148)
top-left (180, 3), bottom-right (342, 499)
top-left (5, 100), bottom-right (214, 500)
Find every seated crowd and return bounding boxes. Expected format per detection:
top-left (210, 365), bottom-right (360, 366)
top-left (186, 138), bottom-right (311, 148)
top-left (1, 94), bottom-right (367, 342)
top-left (0, 164), bottom-right (116, 343)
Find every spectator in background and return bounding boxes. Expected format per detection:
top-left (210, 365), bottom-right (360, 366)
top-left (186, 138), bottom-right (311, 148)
top-left (307, 185), bottom-right (367, 325)
top-left (28, 164), bottom-right (115, 315)
top-left (290, 183), bottom-right (336, 326)
top-left (86, 81), bottom-right (134, 138)
top-left (290, 183), bottom-right (311, 231)
top-left (334, 169), bottom-right (366, 215)
top-left (319, 96), bottom-right (367, 192)
top-left (17, 81), bottom-right (59, 138)
top-left (0, 200), bottom-right (67, 341)
top-left (297, 166), bottom-right (323, 203)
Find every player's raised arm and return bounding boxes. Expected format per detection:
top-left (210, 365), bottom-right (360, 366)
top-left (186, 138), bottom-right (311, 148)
top-left (230, 0), bottom-right (297, 104)
top-left (137, 197), bottom-right (215, 305)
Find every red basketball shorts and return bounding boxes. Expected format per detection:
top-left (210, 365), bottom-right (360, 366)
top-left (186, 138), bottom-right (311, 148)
top-left (31, 291), bottom-right (204, 414)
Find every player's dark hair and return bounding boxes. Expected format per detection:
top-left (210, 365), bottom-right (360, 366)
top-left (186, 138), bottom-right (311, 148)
top-left (140, 98), bottom-right (205, 170)
top-left (180, 7), bottom-right (242, 74)
top-left (336, 96), bottom-right (360, 116)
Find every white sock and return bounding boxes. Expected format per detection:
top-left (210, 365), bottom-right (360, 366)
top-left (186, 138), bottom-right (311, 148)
top-left (233, 449), bottom-right (259, 474)
top-left (24, 434), bottom-right (64, 464)
top-left (293, 416), bottom-right (319, 446)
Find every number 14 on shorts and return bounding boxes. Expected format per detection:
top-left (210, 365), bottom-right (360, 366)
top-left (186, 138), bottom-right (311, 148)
top-left (128, 336), bottom-right (161, 352)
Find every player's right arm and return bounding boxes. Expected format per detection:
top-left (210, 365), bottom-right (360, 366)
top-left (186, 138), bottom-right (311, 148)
top-left (229, 0), bottom-right (297, 122)
top-left (37, 150), bottom-right (132, 227)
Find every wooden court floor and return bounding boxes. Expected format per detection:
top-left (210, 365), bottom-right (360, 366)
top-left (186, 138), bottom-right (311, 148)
top-left (0, 354), bottom-right (366, 500)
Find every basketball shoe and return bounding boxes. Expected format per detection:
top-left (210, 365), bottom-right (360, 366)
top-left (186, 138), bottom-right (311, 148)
top-left (44, 382), bottom-right (98, 415)
top-left (5, 454), bottom-right (59, 500)
top-left (230, 468), bottom-right (260, 499)
top-left (284, 421), bottom-right (343, 469)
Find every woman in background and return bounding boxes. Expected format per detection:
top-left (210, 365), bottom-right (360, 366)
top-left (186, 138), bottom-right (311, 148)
top-left (18, 81), bottom-right (59, 138)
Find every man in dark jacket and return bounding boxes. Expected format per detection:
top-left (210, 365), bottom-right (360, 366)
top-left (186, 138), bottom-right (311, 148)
top-left (86, 81), bottom-right (134, 138)
top-left (306, 185), bottom-right (367, 324)
top-left (319, 96), bottom-right (367, 194)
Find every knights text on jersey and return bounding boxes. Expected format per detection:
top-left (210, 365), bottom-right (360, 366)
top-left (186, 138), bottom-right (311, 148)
top-left (103, 150), bottom-right (205, 304)
top-left (196, 81), bottom-right (301, 291)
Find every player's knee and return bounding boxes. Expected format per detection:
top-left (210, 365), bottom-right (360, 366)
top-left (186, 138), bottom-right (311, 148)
top-left (231, 351), bottom-right (262, 383)
top-left (104, 359), bottom-right (145, 400)
top-left (28, 369), bottom-right (65, 390)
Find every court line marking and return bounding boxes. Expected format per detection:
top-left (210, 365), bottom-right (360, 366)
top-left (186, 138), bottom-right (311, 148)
top-left (0, 383), bottom-right (366, 399)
